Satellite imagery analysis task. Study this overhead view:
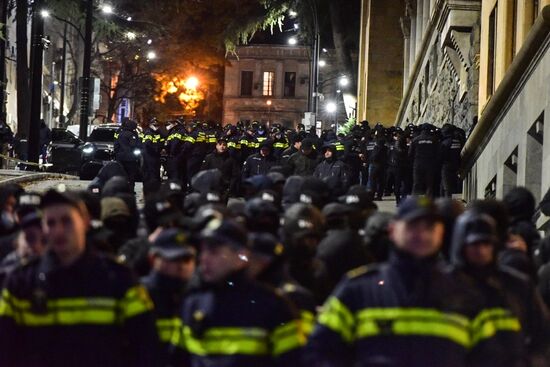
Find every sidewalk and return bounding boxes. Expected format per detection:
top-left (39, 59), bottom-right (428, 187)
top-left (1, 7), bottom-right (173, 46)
top-left (0, 169), bottom-right (78, 187)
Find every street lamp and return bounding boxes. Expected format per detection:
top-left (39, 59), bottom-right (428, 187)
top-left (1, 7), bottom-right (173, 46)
top-left (126, 31), bottom-right (136, 40)
top-left (40, 9), bottom-right (50, 18)
top-left (326, 102), bottom-right (337, 113)
top-left (147, 39), bottom-right (153, 45)
top-left (146, 51), bottom-right (157, 60)
top-left (289, 10), bottom-right (298, 17)
top-left (288, 37), bottom-right (298, 46)
top-left (101, 4), bottom-right (113, 14)
top-left (339, 76), bottom-right (350, 87)
top-left (185, 76), bottom-right (199, 90)
top-left (319, 60), bottom-right (326, 67)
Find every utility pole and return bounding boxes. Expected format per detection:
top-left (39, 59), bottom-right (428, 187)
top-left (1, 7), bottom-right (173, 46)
top-left (79, 0), bottom-right (93, 140)
top-left (28, 0), bottom-right (46, 168)
top-left (0, 0), bottom-right (8, 121)
top-left (59, 22), bottom-right (67, 127)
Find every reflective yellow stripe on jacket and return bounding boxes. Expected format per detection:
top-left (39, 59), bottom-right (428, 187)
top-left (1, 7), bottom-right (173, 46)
top-left (318, 297), bottom-right (471, 348)
top-left (173, 321), bottom-right (304, 356)
top-left (157, 317), bottom-right (183, 343)
top-left (471, 308), bottom-right (521, 346)
top-left (0, 286), bottom-right (153, 326)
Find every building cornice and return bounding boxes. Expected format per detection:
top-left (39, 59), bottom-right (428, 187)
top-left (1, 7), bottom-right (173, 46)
top-left (461, 5), bottom-right (550, 171)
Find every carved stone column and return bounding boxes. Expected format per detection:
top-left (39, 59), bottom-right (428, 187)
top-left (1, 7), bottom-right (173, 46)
top-left (406, 0), bottom-right (417, 72)
top-left (400, 16), bottom-right (411, 89)
top-left (416, 0), bottom-right (423, 55)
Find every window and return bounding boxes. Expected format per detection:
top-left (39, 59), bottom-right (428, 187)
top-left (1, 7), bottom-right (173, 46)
top-left (263, 71), bottom-right (274, 96)
top-left (240, 71), bottom-right (253, 96)
top-left (283, 72), bottom-right (296, 97)
top-left (487, 6), bottom-right (497, 97)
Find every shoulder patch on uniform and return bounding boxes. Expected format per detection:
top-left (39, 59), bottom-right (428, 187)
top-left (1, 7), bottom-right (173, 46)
top-left (346, 265), bottom-right (378, 279)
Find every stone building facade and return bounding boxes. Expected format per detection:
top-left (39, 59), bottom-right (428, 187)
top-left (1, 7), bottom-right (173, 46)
top-left (222, 45), bottom-right (310, 127)
top-left (462, 1), bottom-right (550, 231)
top-left (395, 0), bottom-right (481, 133)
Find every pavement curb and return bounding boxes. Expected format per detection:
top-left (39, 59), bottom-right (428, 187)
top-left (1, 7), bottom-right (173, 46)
top-left (0, 173), bottom-right (79, 187)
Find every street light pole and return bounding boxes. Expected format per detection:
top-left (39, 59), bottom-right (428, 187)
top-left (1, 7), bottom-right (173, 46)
top-left (59, 22), bottom-right (67, 127)
top-left (79, 0), bottom-right (93, 140)
top-left (0, 0), bottom-right (8, 121)
top-left (28, 0), bottom-right (46, 168)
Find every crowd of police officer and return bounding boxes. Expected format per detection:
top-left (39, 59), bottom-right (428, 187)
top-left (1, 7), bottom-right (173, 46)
top-left (0, 117), bottom-right (549, 366)
top-left (112, 117), bottom-right (465, 203)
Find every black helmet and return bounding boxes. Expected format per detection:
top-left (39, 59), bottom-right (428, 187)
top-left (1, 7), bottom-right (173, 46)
top-left (282, 203), bottom-right (325, 241)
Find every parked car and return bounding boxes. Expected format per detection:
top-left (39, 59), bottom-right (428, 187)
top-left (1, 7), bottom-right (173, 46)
top-left (79, 125), bottom-right (119, 180)
top-left (46, 128), bottom-right (84, 174)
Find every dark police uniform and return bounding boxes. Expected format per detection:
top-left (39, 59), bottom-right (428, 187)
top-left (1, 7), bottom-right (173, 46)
top-left (172, 271), bottom-right (305, 367)
top-left (439, 127), bottom-right (463, 197)
top-left (307, 255), bottom-right (478, 367)
top-left (141, 125), bottom-right (164, 185)
top-left (0, 250), bottom-right (158, 367)
top-left (409, 127), bottom-right (439, 196)
top-left (114, 119), bottom-right (141, 190)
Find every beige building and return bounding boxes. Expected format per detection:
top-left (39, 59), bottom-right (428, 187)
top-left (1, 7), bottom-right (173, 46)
top-left (462, 1), bottom-right (550, 230)
top-left (222, 45), bottom-right (310, 127)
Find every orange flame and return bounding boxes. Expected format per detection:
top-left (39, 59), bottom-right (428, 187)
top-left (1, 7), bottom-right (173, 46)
top-left (154, 75), bottom-right (205, 116)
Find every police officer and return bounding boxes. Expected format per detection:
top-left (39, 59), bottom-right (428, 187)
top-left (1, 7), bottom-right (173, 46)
top-left (386, 129), bottom-right (408, 204)
top-left (450, 211), bottom-right (550, 366)
top-left (272, 127), bottom-right (289, 161)
top-left (142, 228), bottom-right (197, 367)
top-left (366, 132), bottom-right (387, 201)
top-left (242, 141), bottom-right (277, 180)
top-left (314, 144), bottom-right (350, 196)
top-left (409, 123), bottom-right (439, 196)
top-left (114, 118), bottom-right (141, 191)
top-left (172, 219), bottom-right (305, 366)
top-left (248, 232), bottom-right (317, 337)
top-left (141, 118), bottom-right (164, 186)
top-left (287, 138), bottom-right (321, 177)
top-left (166, 120), bottom-right (188, 184)
top-left (439, 124), bottom-right (463, 197)
top-left (201, 137), bottom-right (240, 197)
top-left (0, 189), bottom-right (158, 366)
top-left (308, 196), bottom-right (479, 367)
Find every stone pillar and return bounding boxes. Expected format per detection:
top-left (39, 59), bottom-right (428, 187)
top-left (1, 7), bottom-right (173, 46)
top-left (400, 16), bottom-right (411, 89)
top-left (423, 0), bottom-right (430, 34)
top-left (407, 0), bottom-right (416, 72)
top-left (430, 0), bottom-right (436, 16)
top-left (416, 0), bottom-right (423, 56)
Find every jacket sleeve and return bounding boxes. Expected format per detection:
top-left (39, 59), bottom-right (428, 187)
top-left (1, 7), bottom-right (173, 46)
top-left (242, 157), bottom-right (251, 180)
top-left (120, 282), bottom-right (160, 367)
top-left (0, 277), bottom-right (23, 366)
top-left (306, 280), bottom-right (355, 367)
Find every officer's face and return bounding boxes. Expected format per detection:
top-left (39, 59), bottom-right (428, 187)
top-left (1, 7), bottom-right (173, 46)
top-left (389, 218), bottom-right (444, 258)
top-left (199, 244), bottom-right (249, 284)
top-left (156, 255), bottom-right (196, 281)
top-left (21, 225), bottom-right (46, 257)
top-left (42, 204), bottom-right (89, 266)
top-left (464, 241), bottom-right (494, 267)
top-left (324, 150), bottom-right (333, 159)
top-left (216, 142), bottom-right (228, 153)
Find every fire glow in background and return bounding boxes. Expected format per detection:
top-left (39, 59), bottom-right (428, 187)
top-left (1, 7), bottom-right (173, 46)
top-left (154, 75), bottom-right (205, 116)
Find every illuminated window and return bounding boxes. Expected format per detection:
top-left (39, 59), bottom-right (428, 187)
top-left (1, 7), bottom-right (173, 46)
top-left (263, 71), bottom-right (274, 96)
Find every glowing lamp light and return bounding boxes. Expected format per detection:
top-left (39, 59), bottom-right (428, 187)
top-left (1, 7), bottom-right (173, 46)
top-left (288, 37), bottom-right (298, 46)
top-left (318, 60), bottom-right (327, 67)
top-left (326, 102), bottom-right (337, 113)
top-left (40, 9), bottom-right (50, 18)
top-left (339, 76), bottom-right (350, 87)
top-left (147, 51), bottom-right (157, 60)
top-left (101, 4), bottom-right (113, 14)
top-left (289, 10), bottom-right (298, 17)
top-left (266, 100), bottom-right (272, 106)
top-left (126, 32), bottom-right (137, 40)
top-left (185, 76), bottom-right (199, 90)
